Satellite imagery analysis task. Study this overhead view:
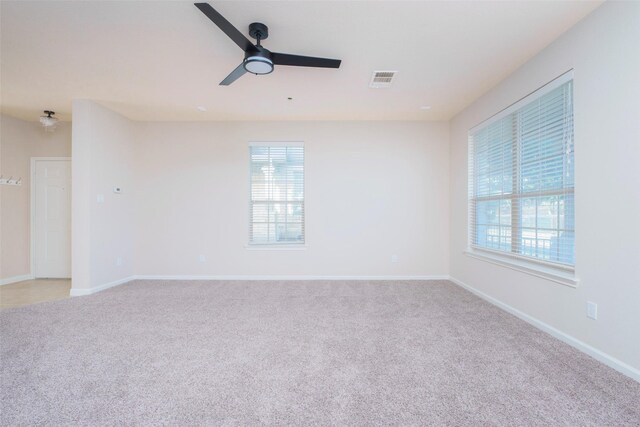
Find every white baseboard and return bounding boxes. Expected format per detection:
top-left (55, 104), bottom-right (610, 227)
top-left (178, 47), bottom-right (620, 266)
top-left (67, 275), bottom-right (448, 297)
top-left (133, 275), bottom-right (450, 281)
top-left (0, 274), bottom-right (35, 286)
top-left (69, 275), bottom-right (136, 296)
top-left (448, 276), bottom-right (640, 383)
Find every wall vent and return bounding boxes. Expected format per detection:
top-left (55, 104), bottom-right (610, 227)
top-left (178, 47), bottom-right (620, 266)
top-left (369, 71), bottom-right (397, 88)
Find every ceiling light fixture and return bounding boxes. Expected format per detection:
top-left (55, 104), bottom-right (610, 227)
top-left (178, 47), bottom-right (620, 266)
top-left (39, 110), bottom-right (58, 131)
top-left (420, 106), bottom-right (432, 110)
top-left (197, 106), bottom-right (207, 112)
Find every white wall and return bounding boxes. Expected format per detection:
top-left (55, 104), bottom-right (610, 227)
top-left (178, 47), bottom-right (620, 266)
top-left (0, 114), bottom-right (71, 281)
top-left (449, 1), bottom-right (640, 376)
top-left (71, 100), bottom-right (136, 294)
top-left (69, 110), bottom-right (449, 289)
top-left (134, 121), bottom-right (450, 278)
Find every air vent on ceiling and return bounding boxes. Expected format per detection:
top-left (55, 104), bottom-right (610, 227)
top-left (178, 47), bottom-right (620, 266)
top-left (369, 70), bottom-right (397, 88)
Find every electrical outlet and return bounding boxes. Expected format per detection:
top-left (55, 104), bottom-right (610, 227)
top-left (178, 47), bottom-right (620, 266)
top-left (391, 255), bottom-right (398, 263)
top-left (116, 257), bottom-right (123, 267)
top-left (97, 194), bottom-right (105, 204)
top-left (198, 254), bottom-right (206, 263)
top-left (587, 301), bottom-right (598, 320)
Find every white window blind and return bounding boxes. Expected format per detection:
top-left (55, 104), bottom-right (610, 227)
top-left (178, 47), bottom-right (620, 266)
top-left (249, 143), bottom-right (304, 245)
top-left (469, 73), bottom-right (574, 268)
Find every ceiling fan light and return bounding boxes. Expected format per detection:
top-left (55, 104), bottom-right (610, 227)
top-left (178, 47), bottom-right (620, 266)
top-left (243, 56), bottom-right (273, 75)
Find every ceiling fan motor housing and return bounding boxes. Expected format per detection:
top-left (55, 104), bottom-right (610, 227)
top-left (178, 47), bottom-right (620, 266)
top-left (243, 46), bottom-right (274, 75)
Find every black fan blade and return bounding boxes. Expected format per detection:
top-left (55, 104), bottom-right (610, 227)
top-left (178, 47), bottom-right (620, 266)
top-left (194, 3), bottom-right (256, 52)
top-left (271, 53), bottom-right (341, 69)
top-left (220, 63), bottom-right (247, 85)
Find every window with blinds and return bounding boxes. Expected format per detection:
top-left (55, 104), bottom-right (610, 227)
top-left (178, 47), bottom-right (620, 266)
top-left (249, 143), bottom-right (304, 245)
top-left (468, 73), bottom-right (574, 268)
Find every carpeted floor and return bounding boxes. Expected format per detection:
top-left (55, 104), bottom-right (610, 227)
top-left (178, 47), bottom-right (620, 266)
top-left (1, 280), bottom-right (639, 426)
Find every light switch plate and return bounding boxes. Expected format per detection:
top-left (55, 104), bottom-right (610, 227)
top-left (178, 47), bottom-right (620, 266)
top-left (587, 301), bottom-right (598, 320)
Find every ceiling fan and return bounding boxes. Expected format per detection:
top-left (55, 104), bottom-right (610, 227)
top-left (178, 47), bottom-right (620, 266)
top-left (194, 2), bottom-right (342, 86)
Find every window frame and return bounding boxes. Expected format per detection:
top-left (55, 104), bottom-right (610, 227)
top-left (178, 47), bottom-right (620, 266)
top-left (466, 71), bottom-right (577, 287)
top-left (247, 141), bottom-right (306, 248)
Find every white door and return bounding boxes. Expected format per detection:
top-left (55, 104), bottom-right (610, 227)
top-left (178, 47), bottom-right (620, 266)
top-left (34, 159), bottom-right (71, 278)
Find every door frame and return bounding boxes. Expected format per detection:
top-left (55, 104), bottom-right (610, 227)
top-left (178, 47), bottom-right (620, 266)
top-left (30, 157), bottom-right (72, 278)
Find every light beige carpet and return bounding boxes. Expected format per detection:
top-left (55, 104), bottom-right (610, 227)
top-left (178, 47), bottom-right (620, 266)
top-left (1, 280), bottom-right (639, 425)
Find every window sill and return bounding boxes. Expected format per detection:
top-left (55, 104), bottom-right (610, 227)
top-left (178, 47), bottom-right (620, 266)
top-left (464, 248), bottom-right (578, 288)
top-left (245, 244), bottom-right (307, 251)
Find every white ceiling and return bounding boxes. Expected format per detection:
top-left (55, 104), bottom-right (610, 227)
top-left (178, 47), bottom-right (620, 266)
top-left (1, 0), bottom-right (602, 122)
